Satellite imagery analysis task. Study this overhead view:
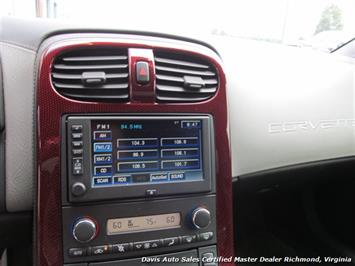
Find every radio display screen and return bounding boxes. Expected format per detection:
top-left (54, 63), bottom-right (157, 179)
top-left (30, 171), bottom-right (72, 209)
top-left (90, 119), bottom-right (203, 188)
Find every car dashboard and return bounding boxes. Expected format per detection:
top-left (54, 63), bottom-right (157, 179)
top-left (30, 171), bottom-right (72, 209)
top-left (1, 15), bottom-right (355, 266)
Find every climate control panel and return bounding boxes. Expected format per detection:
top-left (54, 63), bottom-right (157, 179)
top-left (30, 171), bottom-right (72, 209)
top-left (62, 195), bottom-right (216, 264)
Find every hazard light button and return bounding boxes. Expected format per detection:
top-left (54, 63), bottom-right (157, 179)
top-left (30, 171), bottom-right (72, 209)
top-left (136, 61), bottom-right (150, 84)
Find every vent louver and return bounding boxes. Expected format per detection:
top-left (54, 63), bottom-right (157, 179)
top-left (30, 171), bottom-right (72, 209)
top-left (51, 47), bottom-right (129, 101)
top-left (154, 51), bottom-right (218, 102)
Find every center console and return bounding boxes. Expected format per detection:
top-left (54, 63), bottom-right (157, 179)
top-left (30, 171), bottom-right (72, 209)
top-left (62, 115), bottom-right (217, 264)
top-left (35, 33), bottom-right (233, 266)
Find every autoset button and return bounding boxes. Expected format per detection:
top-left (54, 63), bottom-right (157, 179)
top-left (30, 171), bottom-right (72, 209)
top-left (151, 173), bottom-right (168, 182)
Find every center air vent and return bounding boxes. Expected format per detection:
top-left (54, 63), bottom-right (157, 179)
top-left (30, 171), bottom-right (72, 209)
top-left (51, 47), bottom-right (129, 101)
top-left (154, 51), bottom-right (218, 102)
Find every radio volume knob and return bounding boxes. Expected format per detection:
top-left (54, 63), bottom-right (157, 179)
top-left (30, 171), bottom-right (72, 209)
top-left (72, 218), bottom-right (97, 243)
top-left (191, 207), bottom-right (211, 229)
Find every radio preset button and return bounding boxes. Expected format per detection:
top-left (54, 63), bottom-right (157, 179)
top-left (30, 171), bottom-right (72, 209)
top-left (161, 148), bottom-right (199, 159)
top-left (162, 159), bottom-right (199, 170)
top-left (161, 137), bottom-right (199, 147)
top-left (117, 149), bottom-right (158, 160)
top-left (117, 138), bottom-right (158, 149)
top-left (68, 247), bottom-right (86, 257)
top-left (118, 161), bottom-right (158, 172)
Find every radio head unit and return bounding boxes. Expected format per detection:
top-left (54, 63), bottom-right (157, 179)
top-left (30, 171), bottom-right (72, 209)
top-left (63, 115), bottom-right (215, 202)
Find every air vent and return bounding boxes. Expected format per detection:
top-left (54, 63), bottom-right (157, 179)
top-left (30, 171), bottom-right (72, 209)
top-left (51, 47), bottom-right (129, 101)
top-left (154, 51), bottom-right (218, 102)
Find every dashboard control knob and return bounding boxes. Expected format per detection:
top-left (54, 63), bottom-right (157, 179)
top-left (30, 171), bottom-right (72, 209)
top-left (71, 182), bottom-right (86, 197)
top-left (72, 218), bottom-right (97, 243)
top-left (191, 207), bottom-right (211, 229)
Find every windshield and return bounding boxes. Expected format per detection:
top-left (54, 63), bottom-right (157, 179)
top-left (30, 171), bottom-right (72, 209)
top-left (1, 0), bottom-right (355, 52)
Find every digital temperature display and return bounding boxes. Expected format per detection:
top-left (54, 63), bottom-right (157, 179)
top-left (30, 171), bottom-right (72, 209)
top-left (107, 213), bottom-right (181, 235)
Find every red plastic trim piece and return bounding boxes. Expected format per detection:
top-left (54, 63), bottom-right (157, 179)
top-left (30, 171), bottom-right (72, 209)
top-left (36, 34), bottom-right (234, 266)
